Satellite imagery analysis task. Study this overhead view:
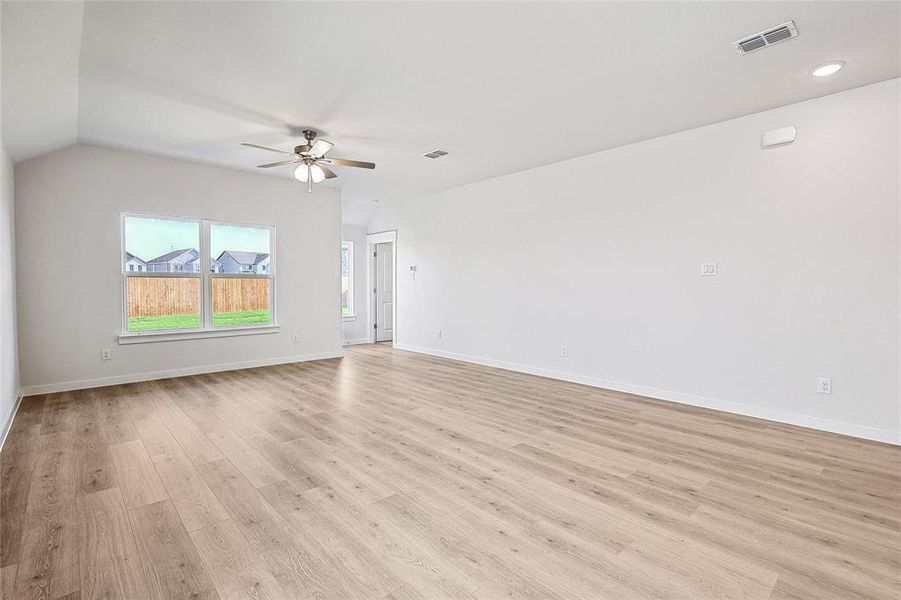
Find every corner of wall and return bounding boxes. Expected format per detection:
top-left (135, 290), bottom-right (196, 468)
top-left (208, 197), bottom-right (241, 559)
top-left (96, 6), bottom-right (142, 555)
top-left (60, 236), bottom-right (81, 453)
top-left (0, 138), bottom-right (21, 449)
top-left (0, 389), bottom-right (24, 452)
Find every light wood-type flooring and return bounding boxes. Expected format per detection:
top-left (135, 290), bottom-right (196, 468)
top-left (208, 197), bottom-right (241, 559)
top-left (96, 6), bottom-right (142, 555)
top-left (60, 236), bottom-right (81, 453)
top-left (1, 343), bottom-right (899, 599)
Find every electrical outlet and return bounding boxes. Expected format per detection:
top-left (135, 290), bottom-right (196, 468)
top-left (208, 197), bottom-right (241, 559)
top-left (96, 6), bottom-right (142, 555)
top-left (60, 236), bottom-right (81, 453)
top-left (817, 377), bottom-right (832, 395)
top-left (292, 333), bottom-right (300, 344)
top-left (101, 348), bottom-right (111, 361)
top-left (701, 262), bottom-right (718, 276)
top-left (561, 346), bottom-right (569, 357)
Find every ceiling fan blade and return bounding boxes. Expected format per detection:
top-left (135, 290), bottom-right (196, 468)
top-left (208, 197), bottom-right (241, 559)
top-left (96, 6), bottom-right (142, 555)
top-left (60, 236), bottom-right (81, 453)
top-left (241, 142), bottom-right (295, 156)
top-left (322, 157), bottom-right (376, 169)
top-left (308, 139), bottom-right (334, 158)
top-left (318, 163), bottom-right (338, 179)
top-left (257, 159), bottom-right (300, 168)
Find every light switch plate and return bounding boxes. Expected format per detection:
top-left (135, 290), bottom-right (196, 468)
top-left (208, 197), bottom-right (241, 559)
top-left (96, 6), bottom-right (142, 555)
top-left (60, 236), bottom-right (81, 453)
top-left (701, 262), bottom-right (718, 276)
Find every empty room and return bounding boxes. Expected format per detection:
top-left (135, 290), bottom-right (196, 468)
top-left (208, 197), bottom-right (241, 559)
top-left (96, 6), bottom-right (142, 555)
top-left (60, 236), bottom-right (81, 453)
top-left (1, 1), bottom-right (899, 599)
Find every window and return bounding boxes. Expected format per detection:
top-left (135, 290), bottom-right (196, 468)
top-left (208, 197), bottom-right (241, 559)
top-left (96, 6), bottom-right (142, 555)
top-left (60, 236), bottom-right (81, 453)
top-left (341, 241), bottom-right (354, 318)
top-left (210, 223), bottom-right (273, 327)
top-left (122, 214), bottom-right (275, 334)
top-left (123, 216), bottom-right (202, 332)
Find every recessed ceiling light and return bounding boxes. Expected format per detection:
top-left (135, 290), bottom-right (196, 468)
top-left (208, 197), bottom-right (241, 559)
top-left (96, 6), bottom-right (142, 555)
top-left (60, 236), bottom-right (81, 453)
top-left (811, 61), bottom-right (844, 78)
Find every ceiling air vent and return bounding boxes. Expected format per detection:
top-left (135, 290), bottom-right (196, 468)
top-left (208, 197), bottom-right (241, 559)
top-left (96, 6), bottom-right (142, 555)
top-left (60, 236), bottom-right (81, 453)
top-left (733, 21), bottom-right (798, 54)
top-left (423, 150), bottom-right (449, 159)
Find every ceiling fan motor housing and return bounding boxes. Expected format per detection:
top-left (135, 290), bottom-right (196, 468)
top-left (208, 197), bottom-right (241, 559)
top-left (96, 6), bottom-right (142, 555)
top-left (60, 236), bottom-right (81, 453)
top-left (294, 144), bottom-right (312, 154)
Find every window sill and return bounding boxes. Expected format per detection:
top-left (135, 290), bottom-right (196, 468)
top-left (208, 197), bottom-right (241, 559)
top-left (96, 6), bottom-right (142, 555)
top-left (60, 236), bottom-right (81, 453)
top-left (118, 324), bottom-right (280, 344)
top-left (342, 315), bottom-right (356, 322)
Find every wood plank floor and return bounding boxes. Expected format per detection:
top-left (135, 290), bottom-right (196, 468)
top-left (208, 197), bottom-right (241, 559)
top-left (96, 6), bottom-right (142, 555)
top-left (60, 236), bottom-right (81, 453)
top-left (1, 343), bottom-right (899, 599)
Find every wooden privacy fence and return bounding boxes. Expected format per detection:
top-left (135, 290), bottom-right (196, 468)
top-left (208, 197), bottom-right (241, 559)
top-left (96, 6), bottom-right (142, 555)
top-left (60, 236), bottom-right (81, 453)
top-left (126, 277), bottom-right (270, 317)
top-left (212, 277), bottom-right (270, 314)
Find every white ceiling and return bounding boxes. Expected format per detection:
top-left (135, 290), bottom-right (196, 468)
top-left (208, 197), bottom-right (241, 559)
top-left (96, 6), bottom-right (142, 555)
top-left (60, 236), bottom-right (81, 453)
top-left (1, 0), bottom-right (83, 163)
top-left (3, 1), bottom-right (900, 223)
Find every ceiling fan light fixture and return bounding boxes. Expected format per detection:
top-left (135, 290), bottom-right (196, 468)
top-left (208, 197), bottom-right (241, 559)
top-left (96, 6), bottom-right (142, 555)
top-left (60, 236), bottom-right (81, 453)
top-left (294, 163), bottom-right (326, 187)
top-left (310, 164), bottom-right (326, 183)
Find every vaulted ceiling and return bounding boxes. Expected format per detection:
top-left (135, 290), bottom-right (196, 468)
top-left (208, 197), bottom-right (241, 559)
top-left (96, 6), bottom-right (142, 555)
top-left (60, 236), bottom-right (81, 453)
top-left (3, 1), bottom-right (899, 223)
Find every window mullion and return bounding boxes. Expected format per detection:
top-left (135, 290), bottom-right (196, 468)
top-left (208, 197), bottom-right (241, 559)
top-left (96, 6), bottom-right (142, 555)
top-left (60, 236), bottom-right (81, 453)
top-left (201, 219), bottom-right (211, 329)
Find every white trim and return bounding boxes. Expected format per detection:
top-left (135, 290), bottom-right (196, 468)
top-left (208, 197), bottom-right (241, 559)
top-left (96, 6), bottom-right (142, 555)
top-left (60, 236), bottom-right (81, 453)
top-left (343, 337), bottom-right (370, 346)
top-left (395, 343), bottom-right (901, 446)
top-left (366, 230), bottom-right (397, 245)
top-left (21, 350), bottom-right (345, 396)
top-left (341, 315), bottom-right (356, 322)
top-left (341, 240), bottom-right (355, 318)
top-left (118, 324), bottom-right (280, 344)
top-left (0, 390), bottom-right (25, 452)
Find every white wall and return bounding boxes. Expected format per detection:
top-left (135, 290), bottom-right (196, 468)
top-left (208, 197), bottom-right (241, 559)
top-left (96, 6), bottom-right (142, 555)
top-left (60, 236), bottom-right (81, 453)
top-left (370, 79), bottom-right (901, 444)
top-left (341, 223), bottom-right (369, 344)
top-left (1, 140), bottom-right (20, 441)
top-left (16, 144), bottom-right (342, 392)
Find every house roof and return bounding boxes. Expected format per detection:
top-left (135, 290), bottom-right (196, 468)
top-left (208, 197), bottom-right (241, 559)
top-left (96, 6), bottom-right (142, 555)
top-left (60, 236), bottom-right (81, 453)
top-left (217, 251), bottom-right (269, 266)
top-left (125, 251), bottom-right (145, 263)
top-left (147, 248), bottom-right (198, 264)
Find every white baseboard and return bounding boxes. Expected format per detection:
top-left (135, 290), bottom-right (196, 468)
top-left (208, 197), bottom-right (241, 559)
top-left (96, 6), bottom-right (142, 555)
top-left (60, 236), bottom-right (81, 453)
top-left (21, 350), bottom-right (345, 396)
top-left (395, 343), bottom-right (900, 446)
top-left (0, 389), bottom-right (25, 452)
top-left (343, 338), bottom-right (371, 346)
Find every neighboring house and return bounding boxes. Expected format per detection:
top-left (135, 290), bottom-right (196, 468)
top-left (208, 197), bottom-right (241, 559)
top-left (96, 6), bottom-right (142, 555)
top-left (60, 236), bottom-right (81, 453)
top-left (146, 248), bottom-right (200, 273)
top-left (125, 252), bottom-right (147, 272)
top-left (210, 258), bottom-right (222, 273)
top-left (217, 251), bottom-right (270, 274)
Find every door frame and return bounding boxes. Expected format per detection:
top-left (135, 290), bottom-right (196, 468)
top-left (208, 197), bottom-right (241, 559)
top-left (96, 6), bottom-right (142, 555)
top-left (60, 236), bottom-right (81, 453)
top-left (366, 230), bottom-right (397, 345)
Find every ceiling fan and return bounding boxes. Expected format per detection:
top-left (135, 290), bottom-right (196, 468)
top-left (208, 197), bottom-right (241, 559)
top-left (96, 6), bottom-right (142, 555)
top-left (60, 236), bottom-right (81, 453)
top-left (241, 130), bottom-right (375, 192)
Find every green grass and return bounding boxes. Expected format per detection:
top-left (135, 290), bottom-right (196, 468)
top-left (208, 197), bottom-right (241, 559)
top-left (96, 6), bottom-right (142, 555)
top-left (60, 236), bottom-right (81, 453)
top-left (128, 310), bottom-right (270, 331)
top-left (127, 313), bottom-right (200, 331)
top-left (212, 309), bottom-right (271, 327)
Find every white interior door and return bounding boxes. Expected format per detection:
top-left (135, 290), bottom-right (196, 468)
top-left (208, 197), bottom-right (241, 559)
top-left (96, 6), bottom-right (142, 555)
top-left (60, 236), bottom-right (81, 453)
top-left (375, 241), bottom-right (393, 342)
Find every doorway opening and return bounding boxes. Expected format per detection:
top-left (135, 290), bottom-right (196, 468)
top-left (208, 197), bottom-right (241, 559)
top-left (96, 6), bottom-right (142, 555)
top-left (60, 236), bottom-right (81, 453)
top-left (366, 230), bottom-right (396, 344)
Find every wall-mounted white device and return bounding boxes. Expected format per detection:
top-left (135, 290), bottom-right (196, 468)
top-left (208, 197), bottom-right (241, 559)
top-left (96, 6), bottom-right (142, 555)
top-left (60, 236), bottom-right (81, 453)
top-left (701, 262), bottom-right (718, 276)
top-left (409, 265), bottom-right (418, 280)
top-left (761, 126), bottom-right (796, 149)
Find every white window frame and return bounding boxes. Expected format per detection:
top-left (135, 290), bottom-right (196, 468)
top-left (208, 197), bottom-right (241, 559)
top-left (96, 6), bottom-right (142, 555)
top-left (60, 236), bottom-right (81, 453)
top-left (341, 240), bottom-right (355, 320)
top-left (119, 212), bottom-right (278, 343)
